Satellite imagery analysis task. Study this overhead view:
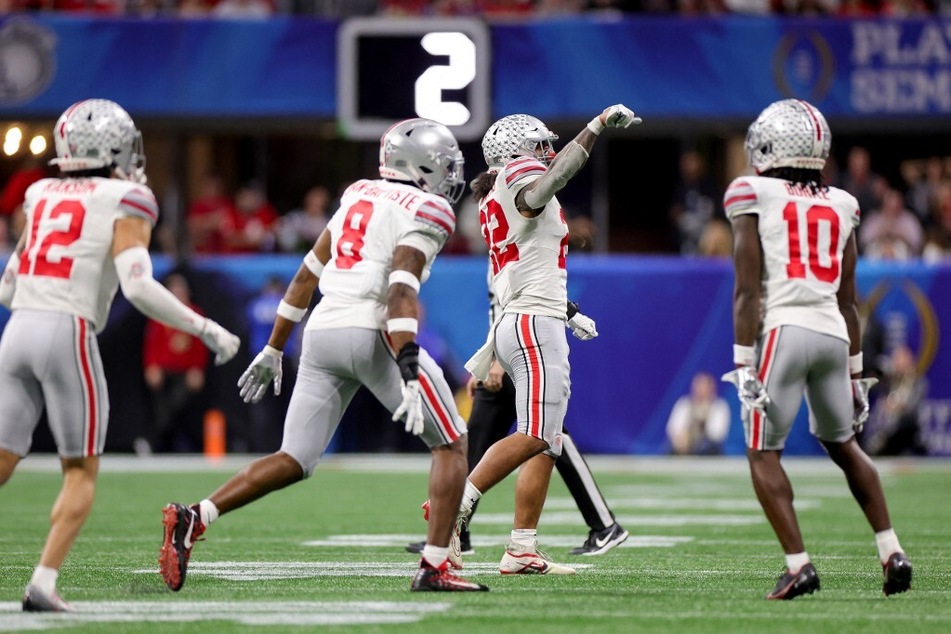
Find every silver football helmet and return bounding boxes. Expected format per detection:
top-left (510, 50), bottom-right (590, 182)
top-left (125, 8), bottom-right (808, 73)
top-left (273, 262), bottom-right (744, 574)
top-left (379, 118), bottom-right (465, 204)
top-left (50, 99), bottom-right (146, 184)
top-left (482, 114), bottom-right (558, 170)
top-left (745, 99), bottom-right (831, 174)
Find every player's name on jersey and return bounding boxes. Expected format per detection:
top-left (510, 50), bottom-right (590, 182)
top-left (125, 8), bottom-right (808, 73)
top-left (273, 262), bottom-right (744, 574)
top-left (350, 180), bottom-right (424, 211)
top-left (783, 181), bottom-right (831, 200)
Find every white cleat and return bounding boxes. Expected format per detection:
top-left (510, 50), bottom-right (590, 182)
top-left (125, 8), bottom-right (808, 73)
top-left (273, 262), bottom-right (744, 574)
top-left (499, 543), bottom-right (576, 575)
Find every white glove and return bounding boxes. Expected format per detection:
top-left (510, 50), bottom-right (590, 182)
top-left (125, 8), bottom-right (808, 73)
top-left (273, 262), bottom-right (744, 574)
top-left (392, 379), bottom-right (424, 436)
top-left (199, 318), bottom-right (240, 366)
top-left (568, 312), bottom-right (598, 341)
top-left (851, 377), bottom-right (879, 434)
top-left (721, 366), bottom-right (770, 415)
top-left (589, 104), bottom-right (642, 135)
top-left (237, 345), bottom-right (283, 404)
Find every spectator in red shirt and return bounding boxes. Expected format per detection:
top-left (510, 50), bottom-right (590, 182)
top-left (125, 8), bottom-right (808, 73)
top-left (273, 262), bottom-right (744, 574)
top-left (0, 157), bottom-right (50, 239)
top-left (137, 274), bottom-right (210, 454)
top-left (225, 181), bottom-right (279, 253)
top-left (186, 174), bottom-right (238, 254)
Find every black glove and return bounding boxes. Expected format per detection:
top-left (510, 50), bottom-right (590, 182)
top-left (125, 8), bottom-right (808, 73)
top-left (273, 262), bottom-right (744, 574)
top-left (566, 300), bottom-right (580, 320)
top-left (396, 341), bottom-right (420, 383)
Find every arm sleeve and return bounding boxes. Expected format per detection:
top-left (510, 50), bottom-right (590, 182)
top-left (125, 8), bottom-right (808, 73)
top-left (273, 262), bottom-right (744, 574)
top-left (115, 246), bottom-right (206, 336)
top-left (521, 142), bottom-right (590, 210)
top-left (723, 179), bottom-right (760, 221)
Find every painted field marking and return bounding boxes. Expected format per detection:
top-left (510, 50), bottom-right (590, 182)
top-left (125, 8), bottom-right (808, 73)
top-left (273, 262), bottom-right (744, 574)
top-left (0, 600), bottom-right (451, 630)
top-left (132, 561), bottom-right (592, 580)
top-left (301, 534), bottom-right (694, 549)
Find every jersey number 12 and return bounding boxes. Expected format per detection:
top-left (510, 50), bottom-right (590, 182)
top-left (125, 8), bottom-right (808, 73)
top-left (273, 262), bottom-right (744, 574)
top-left (19, 199), bottom-right (86, 279)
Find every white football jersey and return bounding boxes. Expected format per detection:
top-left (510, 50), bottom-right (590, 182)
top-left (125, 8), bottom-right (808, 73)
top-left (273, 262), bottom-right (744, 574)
top-left (724, 175), bottom-right (860, 342)
top-left (308, 179), bottom-right (455, 331)
top-left (13, 177), bottom-right (158, 333)
top-left (478, 157), bottom-right (569, 319)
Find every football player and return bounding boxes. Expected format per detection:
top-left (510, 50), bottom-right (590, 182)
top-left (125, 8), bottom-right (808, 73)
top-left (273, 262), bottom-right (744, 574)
top-left (452, 106), bottom-right (640, 574)
top-left (159, 118), bottom-right (488, 593)
top-left (407, 273), bottom-right (628, 558)
top-left (0, 99), bottom-right (240, 612)
top-left (724, 99), bottom-right (913, 599)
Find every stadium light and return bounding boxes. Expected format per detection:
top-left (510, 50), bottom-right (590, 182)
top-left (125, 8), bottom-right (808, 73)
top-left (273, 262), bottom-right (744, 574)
top-left (29, 134), bottom-right (47, 156)
top-left (4, 126), bottom-right (22, 156)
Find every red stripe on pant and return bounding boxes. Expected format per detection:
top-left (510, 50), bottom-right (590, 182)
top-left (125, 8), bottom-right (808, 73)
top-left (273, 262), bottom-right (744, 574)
top-left (76, 317), bottom-right (98, 456)
top-left (518, 315), bottom-right (542, 437)
top-left (419, 371), bottom-right (459, 442)
top-left (751, 329), bottom-right (778, 450)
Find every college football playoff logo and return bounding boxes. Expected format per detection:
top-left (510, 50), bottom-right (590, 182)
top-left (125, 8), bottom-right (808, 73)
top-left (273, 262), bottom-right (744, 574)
top-left (0, 18), bottom-right (56, 105)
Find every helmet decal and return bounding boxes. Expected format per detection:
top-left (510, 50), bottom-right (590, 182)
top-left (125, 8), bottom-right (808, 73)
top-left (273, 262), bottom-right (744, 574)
top-left (481, 114), bottom-right (558, 170)
top-left (745, 99), bottom-right (831, 174)
top-left (50, 99), bottom-right (146, 184)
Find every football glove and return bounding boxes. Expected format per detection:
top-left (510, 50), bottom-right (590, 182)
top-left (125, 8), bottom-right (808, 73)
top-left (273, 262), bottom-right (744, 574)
top-left (602, 104), bottom-right (642, 128)
top-left (721, 366), bottom-right (770, 415)
top-left (199, 318), bottom-right (241, 366)
top-left (392, 342), bottom-right (425, 436)
top-left (851, 377), bottom-right (879, 434)
top-left (238, 345), bottom-right (283, 403)
top-left (568, 312), bottom-right (598, 341)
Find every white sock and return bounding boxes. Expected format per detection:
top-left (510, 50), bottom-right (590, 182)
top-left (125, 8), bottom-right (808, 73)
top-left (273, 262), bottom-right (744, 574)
top-left (875, 529), bottom-right (902, 564)
top-left (460, 481), bottom-right (482, 517)
top-left (198, 499), bottom-right (219, 527)
top-left (785, 552), bottom-right (811, 573)
top-left (510, 528), bottom-right (538, 551)
top-left (29, 566), bottom-right (58, 596)
top-left (421, 545), bottom-right (449, 569)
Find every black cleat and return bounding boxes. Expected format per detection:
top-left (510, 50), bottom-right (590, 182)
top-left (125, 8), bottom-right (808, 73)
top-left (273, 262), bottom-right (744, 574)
top-left (411, 560), bottom-right (488, 592)
top-left (159, 503), bottom-right (205, 592)
top-left (406, 530), bottom-right (474, 556)
top-left (882, 552), bottom-right (913, 596)
top-left (766, 563), bottom-right (820, 600)
top-left (22, 585), bottom-right (71, 612)
top-left (569, 523), bottom-right (629, 556)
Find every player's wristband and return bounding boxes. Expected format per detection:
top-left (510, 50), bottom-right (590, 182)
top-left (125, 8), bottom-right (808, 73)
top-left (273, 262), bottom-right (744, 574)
top-left (387, 318), bottom-right (418, 334)
top-left (586, 117), bottom-right (605, 136)
top-left (276, 300), bottom-right (307, 323)
top-left (733, 344), bottom-right (756, 367)
top-left (303, 250), bottom-right (324, 278)
top-left (388, 270), bottom-right (420, 293)
top-left (849, 352), bottom-right (863, 375)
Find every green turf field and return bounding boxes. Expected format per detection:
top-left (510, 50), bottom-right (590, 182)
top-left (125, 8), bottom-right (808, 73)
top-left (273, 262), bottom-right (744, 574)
top-left (1, 454), bottom-right (948, 633)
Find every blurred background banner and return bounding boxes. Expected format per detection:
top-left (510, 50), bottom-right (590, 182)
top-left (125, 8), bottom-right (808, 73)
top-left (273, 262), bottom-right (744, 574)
top-left (6, 255), bottom-right (944, 457)
top-left (0, 16), bottom-right (338, 117)
top-left (1, 16), bottom-right (950, 120)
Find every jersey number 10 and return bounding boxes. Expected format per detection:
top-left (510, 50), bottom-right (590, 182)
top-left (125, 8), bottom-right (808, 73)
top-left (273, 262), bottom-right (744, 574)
top-left (782, 202), bottom-right (840, 284)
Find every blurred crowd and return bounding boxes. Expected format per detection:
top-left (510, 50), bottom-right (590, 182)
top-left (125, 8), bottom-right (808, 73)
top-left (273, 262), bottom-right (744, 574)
top-left (3, 144), bottom-right (951, 262)
top-left (670, 146), bottom-right (951, 263)
top-left (0, 0), bottom-right (945, 18)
